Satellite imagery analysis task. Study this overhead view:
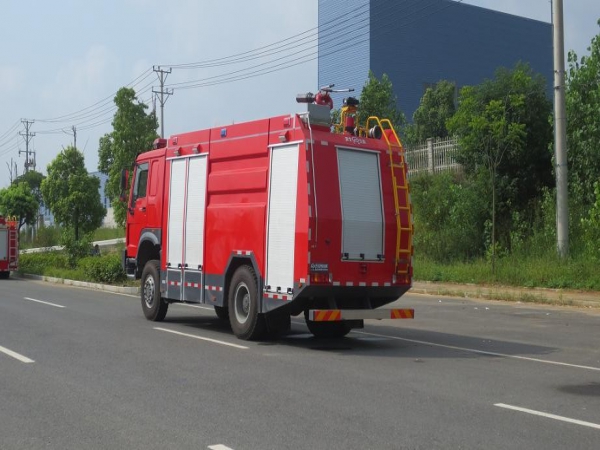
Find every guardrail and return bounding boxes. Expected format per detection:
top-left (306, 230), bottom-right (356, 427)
top-left (20, 238), bottom-right (125, 254)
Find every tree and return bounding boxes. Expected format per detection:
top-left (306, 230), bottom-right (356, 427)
top-left (14, 170), bottom-right (45, 220)
top-left (411, 80), bottom-right (456, 142)
top-left (566, 19), bottom-right (600, 208)
top-left (447, 63), bottom-right (553, 258)
top-left (358, 71), bottom-right (406, 133)
top-left (98, 87), bottom-right (158, 227)
top-left (41, 146), bottom-right (106, 241)
top-left (0, 182), bottom-right (39, 231)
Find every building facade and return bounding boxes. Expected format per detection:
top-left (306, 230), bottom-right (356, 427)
top-left (318, 0), bottom-right (553, 119)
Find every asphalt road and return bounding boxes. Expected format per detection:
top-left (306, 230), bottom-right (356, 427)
top-left (1, 278), bottom-right (599, 450)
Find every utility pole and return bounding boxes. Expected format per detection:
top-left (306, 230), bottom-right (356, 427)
top-left (552, 0), bottom-right (569, 258)
top-left (19, 119), bottom-right (36, 173)
top-left (153, 66), bottom-right (174, 138)
top-left (72, 125), bottom-right (77, 149)
top-left (6, 158), bottom-right (18, 183)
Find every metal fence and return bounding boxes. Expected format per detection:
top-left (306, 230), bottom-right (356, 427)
top-left (405, 136), bottom-right (462, 177)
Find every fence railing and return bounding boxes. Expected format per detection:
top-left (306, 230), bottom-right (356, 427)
top-left (405, 136), bottom-right (462, 177)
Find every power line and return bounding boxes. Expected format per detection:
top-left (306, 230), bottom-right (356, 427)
top-left (1, 0), bottom-right (465, 153)
top-left (167, 0), bottom-right (464, 91)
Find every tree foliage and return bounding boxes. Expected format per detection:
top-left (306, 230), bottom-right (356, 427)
top-left (566, 19), bottom-right (600, 208)
top-left (41, 146), bottom-right (105, 241)
top-left (447, 64), bottom-right (553, 250)
top-left (98, 87), bottom-right (158, 227)
top-left (14, 170), bottom-right (45, 204)
top-left (0, 182), bottom-right (39, 231)
top-left (358, 71), bottom-right (406, 131)
top-left (411, 80), bottom-right (456, 142)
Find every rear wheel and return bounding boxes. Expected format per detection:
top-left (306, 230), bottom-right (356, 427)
top-left (0, 271), bottom-right (9, 279)
top-left (228, 265), bottom-right (265, 340)
top-left (304, 310), bottom-right (352, 338)
top-left (141, 260), bottom-right (168, 321)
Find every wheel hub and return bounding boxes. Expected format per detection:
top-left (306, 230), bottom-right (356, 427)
top-left (234, 282), bottom-right (250, 324)
top-left (144, 276), bottom-right (155, 308)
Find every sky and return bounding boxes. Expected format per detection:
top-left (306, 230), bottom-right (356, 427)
top-left (1, 0), bottom-right (598, 189)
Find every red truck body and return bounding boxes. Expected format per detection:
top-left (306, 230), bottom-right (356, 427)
top-left (0, 216), bottom-right (19, 279)
top-left (123, 102), bottom-right (414, 339)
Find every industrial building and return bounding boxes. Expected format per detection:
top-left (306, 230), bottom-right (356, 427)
top-left (318, 0), bottom-right (553, 119)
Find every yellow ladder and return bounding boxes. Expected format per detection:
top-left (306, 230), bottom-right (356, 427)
top-left (366, 117), bottom-right (413, 276)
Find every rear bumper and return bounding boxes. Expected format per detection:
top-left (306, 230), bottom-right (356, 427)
top-left (307, 308), bottom-right (414, 321)
top-left (262, 283), bottom-right (411, 314)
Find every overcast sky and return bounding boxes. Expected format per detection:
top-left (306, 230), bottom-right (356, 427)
top-left (1, 0), bottom-right (598, 189)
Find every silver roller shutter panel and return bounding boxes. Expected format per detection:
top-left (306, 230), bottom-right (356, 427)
top-left (337, 148), bottom-right (384, 260)
top-left (0, 229), bottom-right (7, 261)
top-left (167, 159), bottom-right (187, 267)
top-left (184, 155), bottom-right (207, 271)
top-left (266, 144), bottom-right (299, 293)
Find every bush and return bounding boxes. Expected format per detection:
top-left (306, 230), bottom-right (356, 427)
top-left (79, 253), bottom-right (126, 284)
top-left (411, 171), bottom-right (488, 262)
top-left (60, 230), bottom-right (93, 267)
top-left (19, 251), bottom-right (69, 275)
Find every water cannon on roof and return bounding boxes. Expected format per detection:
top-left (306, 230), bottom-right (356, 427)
top-left (296, 84), bottom-right (355, 110)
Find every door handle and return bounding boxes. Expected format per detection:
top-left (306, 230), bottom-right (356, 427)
top-left (140, 207), bottom-right (146, 212)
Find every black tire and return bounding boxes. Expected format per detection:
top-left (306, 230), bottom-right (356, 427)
top-left (0, 271), bottom-right (9, 280)
top-left (228, 265), bottom-right (265, 340)
top-left (141, 260), bottom-right (168, 321)
top-left (304, 310), bottom-right (352, 338)
top-left (214, 305), bottom-right (229, 321)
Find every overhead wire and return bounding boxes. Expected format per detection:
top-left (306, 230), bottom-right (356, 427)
top-left (168, 0), bottom-right (464, 90)
top-left (1, 0), bottom-right (465, 156)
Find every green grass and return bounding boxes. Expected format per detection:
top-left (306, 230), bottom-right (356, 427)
top-left (92, 227), bottom-right (125, 241)
top-left (414, 253), bottom-right (600, 291)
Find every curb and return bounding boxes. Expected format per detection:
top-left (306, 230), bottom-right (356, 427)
top-left (19, 273), bottom-right (140, 295)
top-left (411, 281), bottom-right (600, 308)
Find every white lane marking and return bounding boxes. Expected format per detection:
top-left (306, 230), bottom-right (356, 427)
top-left (0, 345), bottom-right (35, 363)
top-left (154, 327), bottom-right (248, 349)
top-left (24, 297), bottom-right (65, 308)
top-left (172, 303), bottom-right (214, 310)
top-left (208, 445), bottom-right (235, 450)
top-left (495, 403), bottom-right (600, 430)
top-left (353, 330), bottom-right (600, 372)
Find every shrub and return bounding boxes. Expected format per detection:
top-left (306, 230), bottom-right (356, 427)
top-left (411, 171), bottom-right (488, 262)
top-left (60, 230), bottom-right (93, 267)
top-left (19, 251), bottom-right (70, 275)
top-left (79, 253), bottom-right (126, 284)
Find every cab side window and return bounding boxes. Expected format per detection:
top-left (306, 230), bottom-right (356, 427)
top-left (132, 163), bottom-right (149, 201)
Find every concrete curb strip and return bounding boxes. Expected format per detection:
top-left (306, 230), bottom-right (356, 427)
top-left (20, 273), bottom-right (139, 295)
top-left (15, 274), bottom-right (600, 308)
top-left (411, 281), bottom-right (600, 308)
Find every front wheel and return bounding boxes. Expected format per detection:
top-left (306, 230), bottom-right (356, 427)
top-left (141, 260), bottom-right (168, 321)
top-left (0, 271), bottom-right (9, 280)
top-left (228, 265), bottom-right (265, 340)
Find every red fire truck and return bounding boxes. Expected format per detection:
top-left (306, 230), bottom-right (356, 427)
top-left (123, 87), bottom-right (414, 340)
top-left (0, 216), bottom-right (19, 279)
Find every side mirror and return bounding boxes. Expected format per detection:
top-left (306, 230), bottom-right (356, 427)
top-left (119, 169), bottom-right (129, 202)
